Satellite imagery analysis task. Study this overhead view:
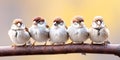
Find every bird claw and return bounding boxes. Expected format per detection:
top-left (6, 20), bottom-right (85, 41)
top-left (11, 44), bottom-right (16, 47)
top-left (103, 41), bottom-right (110, 45)
top-left (105, 40), bottom-right (110, 44)
top-left (51, 43), bottom-right (54, 45)
top-left (62, 42), bottom-right (65, 45)
top-left (80, 42), bottom-right (84, 44)
top-left (81, 53), bottom-right (86, 55)
top-left (22, 43), bottom-right (27, 47)
top-left (31, 41), bottom-right (36, 46)
top-left (44, 42), bottom-right (47, 45)
top-left (69, 42), bottom-right (73, 44)
top-left (91, 42), bottom-right (94, 45)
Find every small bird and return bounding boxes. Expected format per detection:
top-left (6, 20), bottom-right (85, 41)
top-left (68, 16), bottom-right (89, 44)
top-left (8, 19), bottom-right (30, 47)
top-left (49, 17), bottom-right (68, 45)
top-left (29, 17), bottom-right (49, 45)
top-left (89, 16), bottom-right (110, 45)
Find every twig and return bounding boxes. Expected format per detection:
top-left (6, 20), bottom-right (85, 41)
top-left (0, 44), bottom-right (120, 57)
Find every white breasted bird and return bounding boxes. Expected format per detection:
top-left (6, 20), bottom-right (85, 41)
top-left (8, 19), bottom-right (30, 47)
top-left (89, 16), bottom-right (110, 44)
top-left (68, 16), bottom-right (89, 44)
top-left (49, 17), bottom-right (68, 45)
top-left (29, 17), bottom-right (49, 45)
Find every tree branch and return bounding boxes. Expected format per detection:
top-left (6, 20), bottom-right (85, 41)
top-left (0, 44), bottom-right (120, 57)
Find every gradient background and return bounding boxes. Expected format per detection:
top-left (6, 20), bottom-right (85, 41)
top-left (0, 0), bottom-right (120, 60)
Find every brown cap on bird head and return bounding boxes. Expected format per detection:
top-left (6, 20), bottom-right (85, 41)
top-left (72, 16), bottom-right (84, 23)
top-left (93, 16), bottom-right (103, 22)
top-left (53, 17), bottom-right (64, 24)
top-left (93, 16), bottom-right (104, 25)
top-left (13, 19), bottom-right (23, 24)
top-left (33, 16), bottom-right (41, 21)
top-left (33, 16), bottom-right (45, 22)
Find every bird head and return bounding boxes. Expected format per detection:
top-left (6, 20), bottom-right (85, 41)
top-left (92, 16), bottom-right (105, 28)
top-left (11, 19), bottom-right (25, 30)
top-left (13, 19), bottom-right (23, 27)
top-left (53, 17), bottom-right (64, 26)
top-left (72, 16), bottom-right (84, 27)
top-left (33, 17), bottom-right (46, 26)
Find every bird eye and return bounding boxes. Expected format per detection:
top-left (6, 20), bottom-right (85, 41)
top-left (80, 20), bottom-right (84, 22)
top-left (36, 20), bottom-right (40, 23)
top-left (73, 20), bottom-right (77, 23)
top-left (40, 20), bottom-right (45, 22)
top-left (60, 23), bottom-right (63, 25)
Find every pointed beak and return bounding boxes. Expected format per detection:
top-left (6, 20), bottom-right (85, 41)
top-left (97, 21), bottom-right (101, 25)
top-left (33, 21), bottom-right (37, 25)
top-left (80, 21), bottom-right (84, 25)
top-left (39, 22), bottom-right (43, 24)
top-left (54, 22), bottom-right (58, 26)
top-left (17, 23), bottom-right (22, 27)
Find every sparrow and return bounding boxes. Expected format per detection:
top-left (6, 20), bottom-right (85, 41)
top-left (89, 16), bottom-right (110, 45)
top-left (8, 19), bottom-right (31, 47)
top-left (67, 16), bottom-right (89, 44)
top-left (29, 17), bottom-right (49, 45)
top-left (49, 17), bottom-right (68, 45)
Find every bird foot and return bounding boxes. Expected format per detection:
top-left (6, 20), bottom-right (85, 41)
top-left (22, 43), bottom-right (27, 47)
top-left (11, 44), bottom-right (16, 47)
top-left (31, 41), bottom-right (36, 46)
top-left (91, 42), bottom-right (94, 45)
top-left (44, 42), bottom-right (47, 45)
top-left (51, 43), bottom-right (54, 45)
top-left (81, 53), bottom-right (86, 55)
top-left (69, 42), bottom-right (73, 44)
top-left (103, 41), bottom-right (110, 45)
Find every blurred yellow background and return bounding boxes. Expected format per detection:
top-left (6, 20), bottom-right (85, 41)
top-left (0, 0), bottom-right (120, 60)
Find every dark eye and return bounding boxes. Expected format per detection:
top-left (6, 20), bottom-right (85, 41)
top-left (79, 20), bottom-right (84, 22)
top-left (36, 20), bottom-right (40, 23)
top-left (96, 19), bottom-right (102, 22)
top-left (73, 20), bottom-right (77, 23)
top-left (40, 20), bottom-right (44, 22)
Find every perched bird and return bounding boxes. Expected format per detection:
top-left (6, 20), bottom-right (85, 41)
top-left (68, 16), bottom-right (89, 44)
top-left (8, 19), bottom-right (30, 47)
top-left (29, 17), bottom-right (49, 45)
top-left (89, 16), bottom-right (110, 45)
top-left (49, 17), bottom-right (68, 45)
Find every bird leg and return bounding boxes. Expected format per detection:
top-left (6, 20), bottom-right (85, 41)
top-left (62, 42), bottom-right (65, 45)
top-left (22, 43), bottom-right (26, 47)
top-left (70, 41), bottom-right (73, 44)
top-left (91, 41), bottom-right (94, 45)
top-left (11, 43), bottom-right (16, 47)
top-left (103, 40), bottom-right (110, 45)
top-left (32, 41), bottom-right (36, 46)
top-left (81, 53), bottom-right (86, 55)
top-left (44, 42), bottom-right (47, 45)
top-left (51, 43), bottom-right (54, 45)
top-left (105, 40), bottom-right (110, 44)
top-left (80, 42), bottom-right (84, 44)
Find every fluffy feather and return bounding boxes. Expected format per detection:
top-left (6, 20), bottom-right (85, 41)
top-left (8, 19), bottom-right (30, 46)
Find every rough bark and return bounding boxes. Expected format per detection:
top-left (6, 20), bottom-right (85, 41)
top-left (0, 44), bottom-right (120, 57)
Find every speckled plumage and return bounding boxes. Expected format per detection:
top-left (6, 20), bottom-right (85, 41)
top-left (49, 17), bottom-right (68, 45)
top-left (68, 16), bottom-right (89, 43)
top-left (89, 16), bottom-right (110, 44)
top-left (8, 19), bottom-right (30, 46)
top-left (29, 17), bottom-right (49, 45)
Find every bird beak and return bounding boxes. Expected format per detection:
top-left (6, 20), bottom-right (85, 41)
top-left (97, 21), bottom-right (101, 26)
top-left (54, 22), bottom-right (58, 26)
top-left (39, 22), bottom-right (43, 24)
top-left (79, 22), bottom-right (84, 27)
top-left (17, 23), bottom-right (22, 27)
top-left (79, 21), bottom-right (84, 24)
top-left (33, 21), bottom-right (37, 25)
